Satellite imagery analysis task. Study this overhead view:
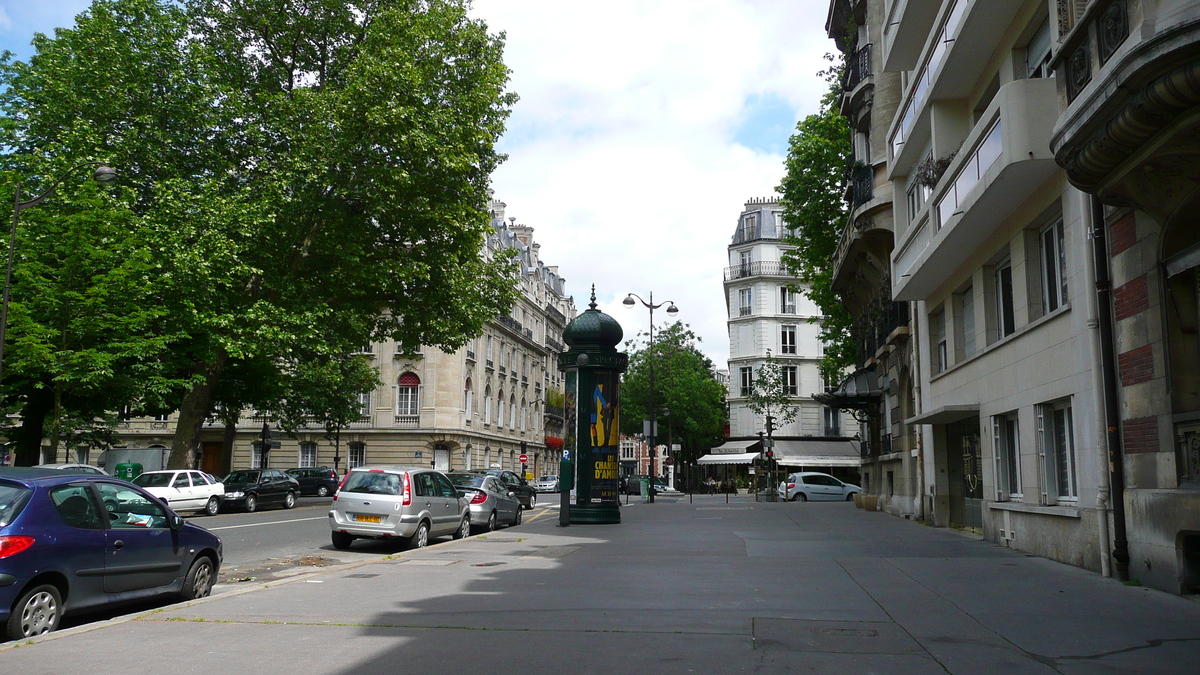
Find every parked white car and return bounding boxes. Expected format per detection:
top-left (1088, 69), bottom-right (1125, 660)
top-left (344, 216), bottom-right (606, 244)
top-left (132, 469), bottom-right (225, 516)
top-left (777, 472), bottom-right (861, 502)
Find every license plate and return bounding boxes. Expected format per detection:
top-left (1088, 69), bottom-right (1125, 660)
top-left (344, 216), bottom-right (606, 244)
top-left (354, 514), bottom-right (382, 523)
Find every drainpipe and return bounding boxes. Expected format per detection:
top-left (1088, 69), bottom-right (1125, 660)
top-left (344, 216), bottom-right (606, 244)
top-left (909, 300), bottom-right (926, 521)
top-left (1082, 194), bottom-right (1112, 578)
top-left (1090, 194), bottom-right (1131, 582)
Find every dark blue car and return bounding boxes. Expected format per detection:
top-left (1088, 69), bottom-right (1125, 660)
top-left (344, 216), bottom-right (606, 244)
top-left (0, 468), bottom-right (223, 641)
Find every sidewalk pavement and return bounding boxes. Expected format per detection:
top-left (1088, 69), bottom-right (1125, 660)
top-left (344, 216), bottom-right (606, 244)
top-left (3, 494), bottom-right (1199, 674)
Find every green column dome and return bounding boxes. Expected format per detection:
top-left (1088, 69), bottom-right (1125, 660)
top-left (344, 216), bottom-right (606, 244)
top-left (563, 287), bottom-right (623, 350)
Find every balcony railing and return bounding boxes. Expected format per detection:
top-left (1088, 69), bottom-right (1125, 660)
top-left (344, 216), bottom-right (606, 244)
top-left (485, 359), bottom-right (494, 369)
top-left (724, 260), bottom-right (788, 281)
top-left (544, 304), bottom-right (567, 326)
top-left (856, 300), bottom-right (910, 366)
top-left (465, 349), bottom-right (476, 361)
top-left (850, 165), bottom-right (873, 207)
top-left (844, 43), bottom-right (872, 92)
top-left (394, 415), bottom-right (419, 428)
top-left (545, 336), bottom-right (564, 352)
top-left (739, 306), bottom-right (752, 317)
top-left (890, 0), bottom-right (969, 158)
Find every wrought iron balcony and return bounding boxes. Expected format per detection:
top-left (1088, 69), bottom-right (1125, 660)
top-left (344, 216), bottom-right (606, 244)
top-left (844, 43), bottom-right (872, 92)
top-left (724, 260), bottom-right (789, 281)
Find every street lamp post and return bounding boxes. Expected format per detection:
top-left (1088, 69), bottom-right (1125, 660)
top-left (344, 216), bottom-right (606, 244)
top-left (623, 291), bottom-right (678, 504)
top-left (2, 162), bottom-right (117, 389)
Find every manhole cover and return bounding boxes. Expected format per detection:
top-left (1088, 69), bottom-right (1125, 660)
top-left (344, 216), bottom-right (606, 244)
top-left (343, 573), bottom-right (380, 579)
top-left (752, 618), bottom-right (922, 654)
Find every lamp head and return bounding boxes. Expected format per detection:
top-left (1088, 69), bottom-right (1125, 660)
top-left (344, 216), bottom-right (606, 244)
top-left (666, 303), bottom-right (679, 316)
top-left (93, 165), bottom-right (118, 184)
top-left (622, 294), bottom-right (636, 307)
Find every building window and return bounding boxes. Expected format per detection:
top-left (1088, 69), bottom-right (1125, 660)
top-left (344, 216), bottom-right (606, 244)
top-left (739, 250), bottom-right (751, 274)
top-left (509, 394), bottom-right (517, 428)
top-left (782, 366), bottom-right (798, 396)
top-left (780, 287), bottom-right (796, 314)
top-left (823, 407), bottom-right (840, 435)
top-left (995, 260), bottom-right (1016, 339)
top-left (991, 412), bottom-right (1020, 500)
top-left (906, 179), bottom-right (930, 221)
top-left (740, 214), bottom-right (757, 241)
top-left (299, 442), bottom-right (317, 468)
top-left (740, 367), bottom-right (753, 396)
top-left (397, 373), bottom-right (420, 417)
top-left (959, 286), bottom-right (976, 360)
top-left (931, 309), bottom-right (948, 374)
top-left (464, 378), bottom-right (474, 418)
top-left (1041, 219), bottom-right (1067, 314)
top-left (739, 289), bottom-right (752, 316)
top-left (781, 325), bottom-right (797, 354)
top-left (358, 391), bottom-right (371, 419)
top-left (484, 385), bottom-right (492, 424)
top-left (1026, 17), bottom-right (1053, 79)
top-left (348, 442), bottom-right (365, 469)
top-left (775, 211), bottom-right (790, 237)
top-left (1037, 400), bottom-right (1076, 503)
top-left (497, 389), bottom-right (506, 428)
top-left (252, 443), bottom-right (264, 469)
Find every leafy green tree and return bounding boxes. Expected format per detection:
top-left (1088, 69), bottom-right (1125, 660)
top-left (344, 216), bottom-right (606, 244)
top-left (619, 323), bottom-right (727, 469)
top-left (743, 350), bottom-right (799, 431)
top-left (777, 56), bottom-right (855, 385)
top-left (1, 0), bottom-right (519, 467)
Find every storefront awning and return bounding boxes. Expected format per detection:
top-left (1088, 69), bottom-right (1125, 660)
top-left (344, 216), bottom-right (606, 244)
top-left (708, 439), bottom-right (761, 454)
top-left (813, 367), bottom-right (881, 409)
top-left (905, 404), bottom-right (979, 425)
top-left (697, 452), bottom-right (761, 465)
top-left (774, 439), bottom-right (862, 467)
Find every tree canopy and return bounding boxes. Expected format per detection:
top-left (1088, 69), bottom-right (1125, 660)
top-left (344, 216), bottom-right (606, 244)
top-left (619, 322), bottom-right (727, 468)
top-left (0, 0), bottom-right (519, 466)
top-left (777, 57), bottom-right (855, 385)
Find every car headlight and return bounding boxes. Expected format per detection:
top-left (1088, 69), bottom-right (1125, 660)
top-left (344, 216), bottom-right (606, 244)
top-left (226, 491), bottom-right (244, 499)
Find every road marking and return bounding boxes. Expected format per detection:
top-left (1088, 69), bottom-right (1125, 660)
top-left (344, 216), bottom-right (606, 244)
top-left (209, 516), bottom-right (328, 531)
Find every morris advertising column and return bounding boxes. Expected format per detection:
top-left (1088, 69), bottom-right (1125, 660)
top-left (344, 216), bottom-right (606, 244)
top-left (558, 288), bottom-right (627, 524)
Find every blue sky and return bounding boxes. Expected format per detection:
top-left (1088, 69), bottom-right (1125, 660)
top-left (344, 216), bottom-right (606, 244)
top-left (0, 0), bottom-right (834, 368)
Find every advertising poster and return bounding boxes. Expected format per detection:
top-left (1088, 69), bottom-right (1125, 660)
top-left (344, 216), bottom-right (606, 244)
top-left (564, 369), bottom-right (578, 502)
top-left (589, 370), bottom-right (620, 504)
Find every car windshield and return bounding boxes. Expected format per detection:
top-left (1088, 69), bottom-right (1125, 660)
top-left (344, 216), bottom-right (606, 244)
top-left (448, 474), bottom-right (487, 488)
top-left (538, 476), bottom-right (554, 482)
top-left (0, 482), bottom-right (32, 528)
top-left (341, 471), bottom-right (401, 495)
top-left (132, 473), bottom-right (174, 488)
top-left (224, 471), bottom-right (261, 486)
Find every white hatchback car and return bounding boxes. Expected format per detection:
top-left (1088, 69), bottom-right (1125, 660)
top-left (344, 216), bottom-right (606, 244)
top-left (778, 472), bottom-right (861, 502)
top-left (132, 469), bottom-right (225, 516)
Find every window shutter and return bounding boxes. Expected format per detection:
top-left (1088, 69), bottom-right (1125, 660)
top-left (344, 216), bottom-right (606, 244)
top-left (992, 417), bottom-right (1006, 501)
top-left (1037, 406), bottom-right (1057, 505)
top-left (392, 385), bottom-right (399, 412)
top-left (417, 385), bottom-right (424, 417)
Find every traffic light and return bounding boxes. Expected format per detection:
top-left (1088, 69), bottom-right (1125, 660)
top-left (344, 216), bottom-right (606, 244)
top-left (765, 415), bottom-right (775, 435)
top-left (520, 441), bottom-right (527, 453)
top-left (765, 448), bottom-right (774, 460)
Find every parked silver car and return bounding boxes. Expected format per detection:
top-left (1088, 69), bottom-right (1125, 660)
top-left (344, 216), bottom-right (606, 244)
top-left (533, 475), bottom-right (559, 493)
top-left (329, 466), bottom-right (470, 549)
top-left (447, 473), bottom-right (521, 532)
top-left (777, 472), bottom-right (861, 501)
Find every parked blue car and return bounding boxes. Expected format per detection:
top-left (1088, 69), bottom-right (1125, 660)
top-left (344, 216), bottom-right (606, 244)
top-left (0, 468), bottom-right (223, 640)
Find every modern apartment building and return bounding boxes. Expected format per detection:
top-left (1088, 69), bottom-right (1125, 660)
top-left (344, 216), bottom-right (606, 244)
top-left (111, 198), bottom-right (576, 482)
top-left (846, 0), bottom-right (1200, 593)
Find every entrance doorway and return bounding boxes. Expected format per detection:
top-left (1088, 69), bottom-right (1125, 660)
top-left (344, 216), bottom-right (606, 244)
top-left (945, 419), bottom-right (982, 531)
top-left (433, 444), bottom-right (450, 472)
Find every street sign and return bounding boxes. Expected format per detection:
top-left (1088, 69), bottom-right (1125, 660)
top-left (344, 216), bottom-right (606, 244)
top-left (519, 454), bottom-right (528, 464)
top-left (563, 450), bottom-right (571, 460)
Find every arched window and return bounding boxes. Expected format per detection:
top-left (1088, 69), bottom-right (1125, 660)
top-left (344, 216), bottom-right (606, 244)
top-left (397, 373), bottom-right (420, 417)
top-left (520, 397), bottom-right (527, 431)
top-left (484, 385), bottom-right (493, 424)
top-left (464, 377), bottom-right (473, 418)
top-left (497, 389), bottom-right (506, 428)
top-left (509, 394), bottom-right (517, 428)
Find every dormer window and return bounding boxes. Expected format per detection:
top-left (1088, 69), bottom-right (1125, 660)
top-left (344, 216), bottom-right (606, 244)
top-left (741, 214), bottom-right (757, 241)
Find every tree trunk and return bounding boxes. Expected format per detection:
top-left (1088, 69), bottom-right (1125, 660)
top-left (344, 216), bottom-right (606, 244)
top-left (11, 386), bottom-right (52, 466)
top-left (168, 352), bottom-right (228, 470)
top-left (47, 384), bottom-right (64, 464)
top-left (221, 418), bottom-right (237, 476)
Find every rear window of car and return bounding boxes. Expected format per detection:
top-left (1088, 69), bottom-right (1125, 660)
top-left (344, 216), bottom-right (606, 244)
top-left (0, 482), bottom-right (32, 527)
top-left (342, 471), bottom-right (401, 495)
top-left (448, 474), bottom-right (487, 488)
top-left (133, 473), bottom-right (174, 488)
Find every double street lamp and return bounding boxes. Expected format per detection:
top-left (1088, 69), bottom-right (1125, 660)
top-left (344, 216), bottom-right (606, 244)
top-left (2, 162), bottom-right (118, 388)
top-left (623, 291), bottom-right (678, 503)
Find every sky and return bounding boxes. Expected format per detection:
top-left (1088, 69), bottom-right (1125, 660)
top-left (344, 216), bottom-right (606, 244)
top-left (0, 0), bottom-right (836, 369)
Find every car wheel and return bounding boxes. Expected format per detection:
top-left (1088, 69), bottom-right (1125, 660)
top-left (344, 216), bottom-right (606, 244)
top-left (526, 493), bottom-right (536, 509)
top-left (409, 521), bottom-right (430, 549)
top-left (486, 511), bottom-right (497, 532)
top-left (316, 485), bottom-right (330, 498)
top-left (454, 516), bottom-right (471, 540)
top-left (283, 491), bottom-right (296, 509)
top-left (6, 584), bottom-right (61, 640)
top-left (331, 531), bottom-right (354, 550)
top-left (244, 494), bottom-right (257, 513)
top-left (181, 556), bottom-right (215, 600)
top-left (204, 496), bottom-right (220, 517)
top-left (795, 493), bottom-right (808, 502)
top-left (512, 506), bottom-right (523, 526)
top-left (846, 492), bottom-right (856, 501)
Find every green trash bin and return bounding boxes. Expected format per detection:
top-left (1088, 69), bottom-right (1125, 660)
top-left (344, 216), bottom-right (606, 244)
top-left (114, 462), bottom-right (142, 481)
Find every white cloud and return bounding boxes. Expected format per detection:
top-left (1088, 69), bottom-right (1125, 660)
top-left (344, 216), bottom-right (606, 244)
top-left (472, 0), bottom-right (834, 367)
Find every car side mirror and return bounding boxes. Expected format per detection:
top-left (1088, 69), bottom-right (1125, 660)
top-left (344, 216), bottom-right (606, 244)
top-left (169, 514), bottom-right (184, 530)
top-left (508, 491), bottom-right (516, 497)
